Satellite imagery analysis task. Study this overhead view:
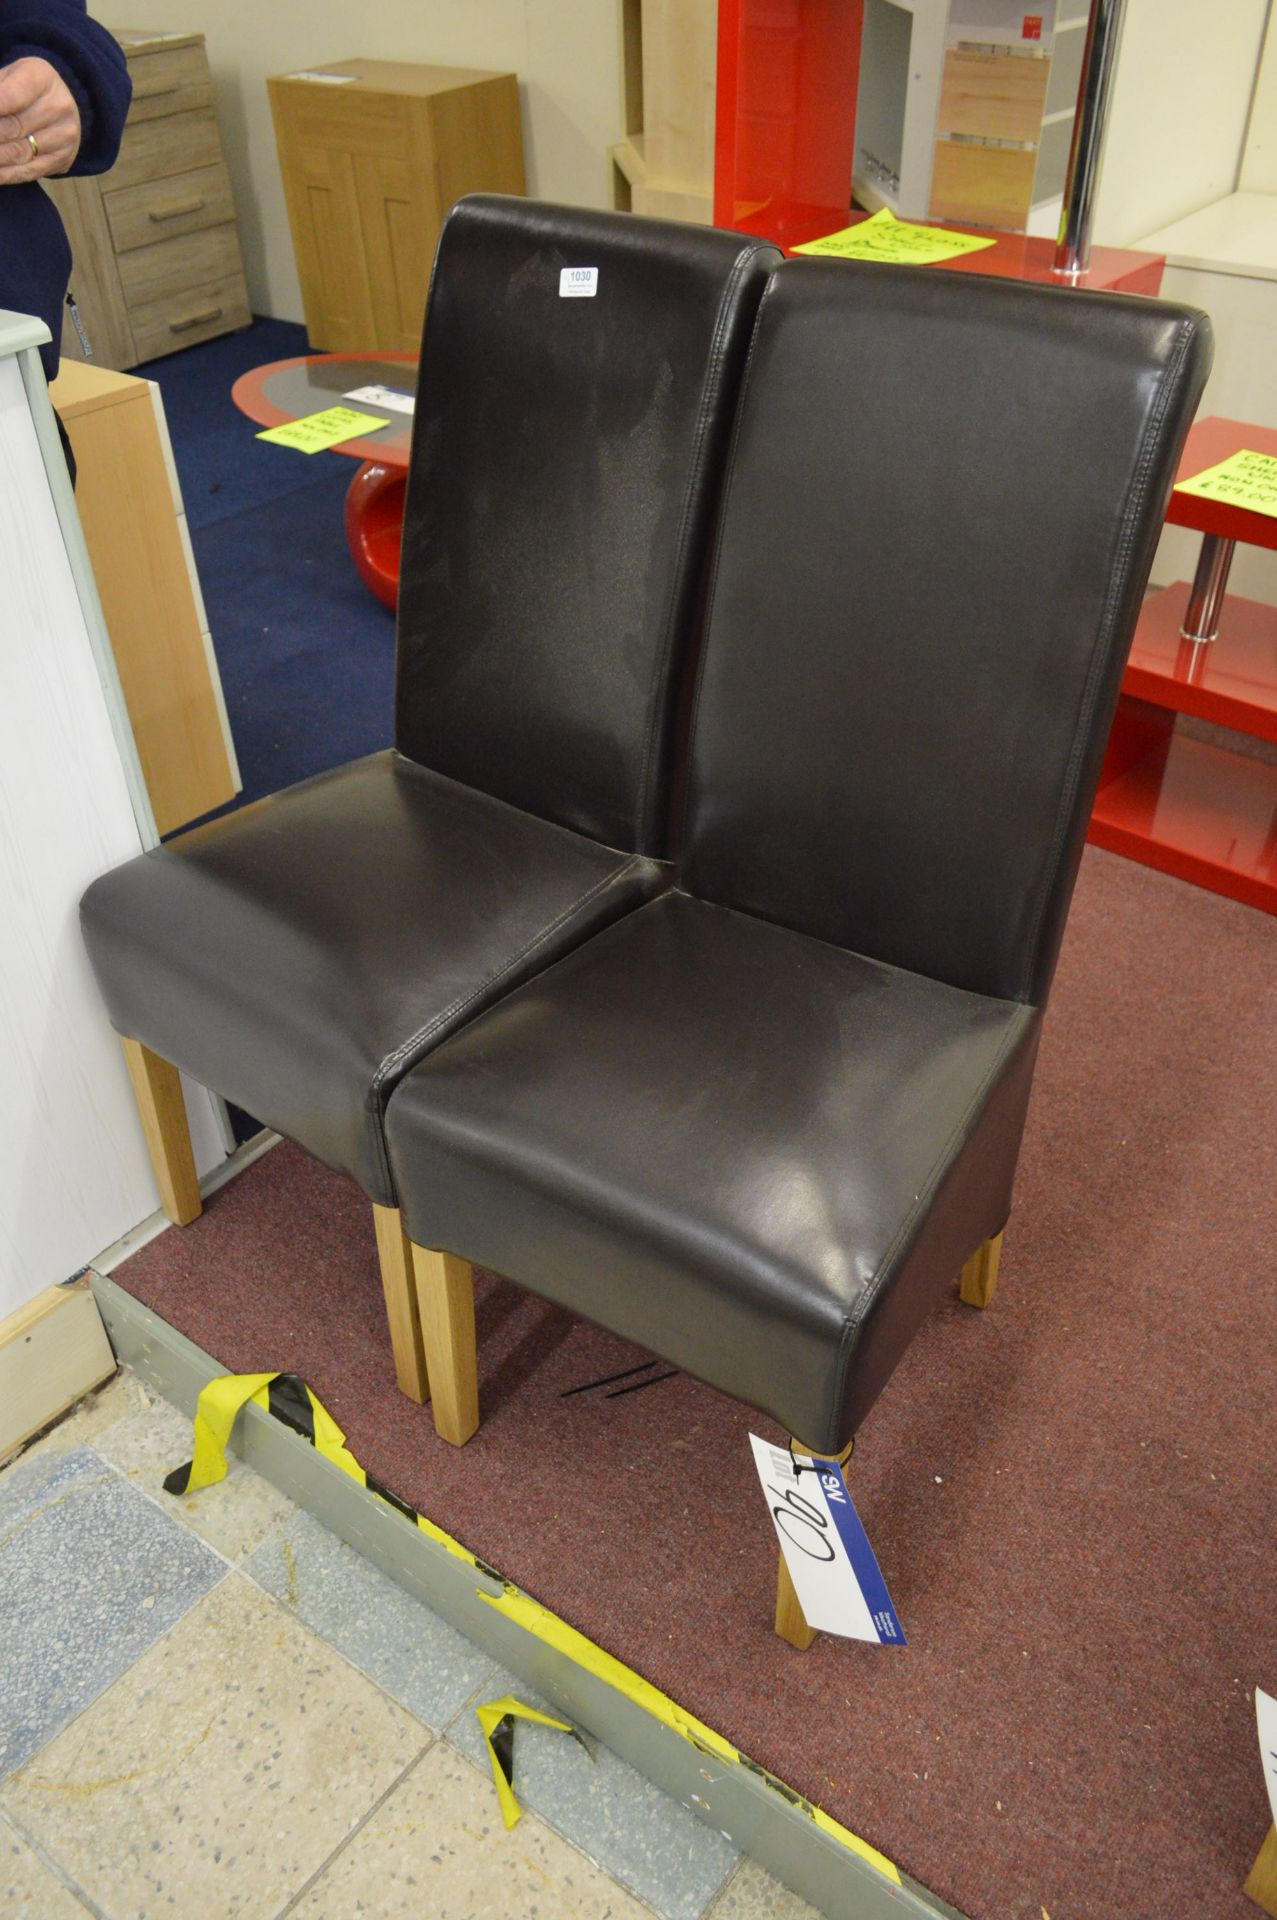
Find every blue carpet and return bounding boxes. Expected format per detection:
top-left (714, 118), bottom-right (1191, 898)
top-left (136, 316), bottom-right (395, 819)
top-left (188, 474), bottom-right (396, 806)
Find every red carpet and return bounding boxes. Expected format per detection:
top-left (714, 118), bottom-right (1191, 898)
top-left (112, 848), bottom-right (1277, 1920)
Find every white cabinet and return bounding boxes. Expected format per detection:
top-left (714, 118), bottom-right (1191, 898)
top-left (854, 0), bottom-right (1086, 235)
top-left (0, 310), bottom-right (225, 1319)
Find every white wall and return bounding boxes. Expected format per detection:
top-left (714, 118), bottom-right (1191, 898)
top-left (1241, 10), bottom-right (1277, 192)
top-left (1093, 0), bottom-right (1271, 246)
top-left (90, 1), bottom-right (624, 322)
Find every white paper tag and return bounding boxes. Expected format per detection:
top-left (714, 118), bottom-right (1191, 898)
top-left (559, 266), bottom-right (599, 298)
top-left (748, 1434), bottom-right (906, 1643)
top-left (1258, 1688), bottom-right (1277, 1826)
top-left (288, 70), bottom-right (357, 84)
top-left (343, 384), bottom-right (415, 416)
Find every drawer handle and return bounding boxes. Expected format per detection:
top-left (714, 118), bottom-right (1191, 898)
top-left (149, 197), bottom-right (207, 222)
top-left (134, 81), bottom-right (183, 99)
top-left (169, 306), bottom-right (224, 334)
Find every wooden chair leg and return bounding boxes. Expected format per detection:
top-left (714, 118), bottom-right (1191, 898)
top-left (1245, 1825), bottom-right (1277, 1916)
top-left (774, 1436), bottom-right (854, 1649)
top-left (371, 1205), bottom-right (430, 1403)
top-left (410, 1240), bottom-right (478, 1446)
top-left (775, 1552), bottom-right (816, 1650)
top-left (120, 1037), bottom-right (201, 1225)
top-left (959, 1229), bottom-right (1003, 1309)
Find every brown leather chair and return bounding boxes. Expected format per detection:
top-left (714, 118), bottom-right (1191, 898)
top-left (382, 259), bottom-right (1212, 1641)
top-left (79, 197), bottom-right (780, 1412)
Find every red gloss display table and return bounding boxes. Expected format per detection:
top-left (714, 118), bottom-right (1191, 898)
top-left (1089, 417), bottom-right (1277, 914)
top-left (781, 210), bottom-right (1165, 294)
top-left (232, 353), bottom-right (417, 609)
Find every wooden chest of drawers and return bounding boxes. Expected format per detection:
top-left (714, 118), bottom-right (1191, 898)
top-left (267, 59), bottom-right (525, 352)
top-left (47, 30), bottom-right (251, 370)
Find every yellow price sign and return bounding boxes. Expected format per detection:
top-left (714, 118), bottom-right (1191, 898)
top-left (256, 404), bottom-right (389, 454)
top-left (1174, 448), bottom-right (1277, 521)
top-left (792, 206), bottom-right (997, 268)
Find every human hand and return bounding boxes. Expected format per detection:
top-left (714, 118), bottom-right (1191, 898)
top-left (0, 57), bottom-right (83, 183)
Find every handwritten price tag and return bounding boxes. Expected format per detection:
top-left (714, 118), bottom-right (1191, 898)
top-left (1175, 449), bottom-right (1277, 521)
top-left (748, 1435), bottom-right (905, 1643)
top-left (256, 406), bottom-right (388, 455)
top-left (792, 207), bottom-right (997, 268)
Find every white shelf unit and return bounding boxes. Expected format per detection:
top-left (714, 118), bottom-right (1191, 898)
top-left (0, 308), bottom-right (227, 1321)
top-left (854, 0), bottom-right (1087, 233)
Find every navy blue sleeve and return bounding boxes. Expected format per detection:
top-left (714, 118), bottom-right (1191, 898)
top-left (0, 0), bottom-right (132, 174)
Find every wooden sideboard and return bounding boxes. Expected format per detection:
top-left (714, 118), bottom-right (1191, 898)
top-left (47, 29), bottom-right (251, 369)
top-left (49, 359), bottom-right (240, 836)
top-left (267, 59), bottom-right (525, 352)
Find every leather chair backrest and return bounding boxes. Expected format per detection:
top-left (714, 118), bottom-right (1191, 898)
top-left (681, 260), bottom-right (1211, 1004)
top-left (396, 195), bottom-right (780, 856)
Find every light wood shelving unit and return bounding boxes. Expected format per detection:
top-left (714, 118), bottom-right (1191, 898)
top-left (49, 359), bottom-right (240, 837)
top-left (611, 0), bottom-right (716, 224)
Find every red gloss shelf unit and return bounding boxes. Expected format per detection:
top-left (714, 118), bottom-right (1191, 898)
top-left (1089, 416), bottom-right (1277, 915)
top-left (714, 0), bottom-right (866, 249)
top-left (711, 0), bottom-right (1163, 294)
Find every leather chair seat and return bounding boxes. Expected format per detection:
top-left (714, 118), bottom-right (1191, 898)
top-left (385, 890), bottom-right (1041, 1451)
top-left (81, 750), bottom-right (664, 1205)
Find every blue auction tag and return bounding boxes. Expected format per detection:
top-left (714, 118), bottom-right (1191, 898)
top-left (749, 1434), bottom-right (906, 1644)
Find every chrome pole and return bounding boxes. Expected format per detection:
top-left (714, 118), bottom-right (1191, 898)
top-left (1180, 533), bottom-right (1236, 644)
top-left (1052, 0), bottom-right (1131, 280)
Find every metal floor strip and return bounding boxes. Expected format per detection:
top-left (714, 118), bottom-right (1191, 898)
top-left (92, 1269), bottom-right (965, 1920)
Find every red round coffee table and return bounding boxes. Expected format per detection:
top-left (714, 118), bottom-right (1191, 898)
top-left (232, 352), bottom-right (417, 609)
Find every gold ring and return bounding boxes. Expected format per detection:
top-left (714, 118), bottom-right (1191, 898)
top-left (26, 131), bottom-right (39, 160)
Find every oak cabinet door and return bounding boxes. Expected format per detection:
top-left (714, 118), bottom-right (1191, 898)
top-left (355, 152), bottom-right (438, 352)
top-left (279, 143), bottom-right (375, 350)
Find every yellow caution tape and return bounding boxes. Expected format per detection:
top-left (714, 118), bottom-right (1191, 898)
top-left (165, 1371), bottom-right (479, 1568)
top-left (479, 1587), bottom-right (736, 1765)
top-left (162, 1370), bottom-right (277, 1495)
top-left (167, 1372), bottom-right (901, 1888)
top-left (474, 1695), bottom-right (576, 1828)
top-left (479, 1587), bottom-right (900, 1884)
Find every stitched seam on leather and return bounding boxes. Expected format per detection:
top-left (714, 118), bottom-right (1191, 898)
top-left (1015, 317), bottom-right (1197, 1003)
top-left (673, 271), bottom-right (781, 867)
top-left (394, 201), bottom-right (463, 744)
top-left (634, 244), bottom-right (777, 855)
top-left (827, 1011), bottom-right (1028, 1439)
top-left (366, 855), bottom-right (650, 1193)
